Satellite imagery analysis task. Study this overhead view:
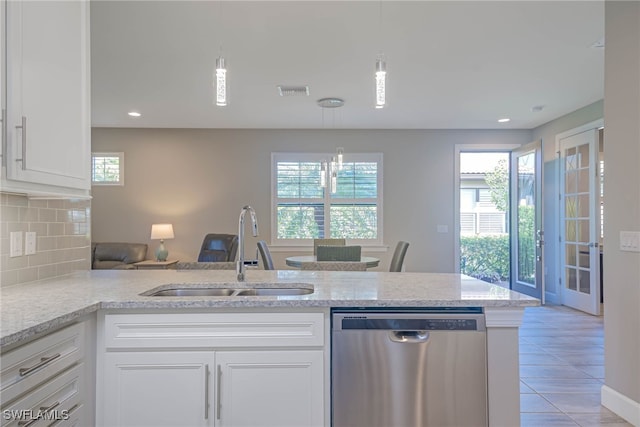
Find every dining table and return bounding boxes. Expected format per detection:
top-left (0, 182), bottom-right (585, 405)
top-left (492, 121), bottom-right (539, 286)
top-left (285, 255), bottom-right (380, 269)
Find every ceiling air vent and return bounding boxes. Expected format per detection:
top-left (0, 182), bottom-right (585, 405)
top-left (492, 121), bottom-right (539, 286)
top-left (277, 85), bottom-right (310, 97)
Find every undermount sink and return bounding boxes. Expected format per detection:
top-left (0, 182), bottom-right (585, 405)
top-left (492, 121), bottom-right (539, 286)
top-left (141, 283), bottom-right (314, 297)
top-left (147, 288), bottom-right (237, 297)
top-left (235, 288), bottom-right (314, 296)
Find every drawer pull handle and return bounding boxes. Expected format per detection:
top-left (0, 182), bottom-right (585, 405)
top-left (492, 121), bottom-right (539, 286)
top-left (19, 353), bottom-right (61, 376)
top-left (16, 402), bottom-right (61, 426)
top-left (40, 401), bottom-right (60, 412)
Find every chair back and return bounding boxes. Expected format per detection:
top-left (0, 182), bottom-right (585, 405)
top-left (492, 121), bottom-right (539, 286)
top-left (313, 238), bottom-right (346, 255)
top-left (316, 245), bottom-right (361, 261)
top-left (257, 240), bottom-right (275, 270)
top-left (389, 241), bottom-right (410, 272)
top-left (301, 262), bottom-right (366, 271)
top-left (197, 234), bottom-right (238, 262)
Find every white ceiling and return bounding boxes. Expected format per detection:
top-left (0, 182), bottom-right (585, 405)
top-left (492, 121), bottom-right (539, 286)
top-left (90, 1), bottom-right (605, 130)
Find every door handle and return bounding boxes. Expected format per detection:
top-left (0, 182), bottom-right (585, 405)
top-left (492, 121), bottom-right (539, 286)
top-left (389, 330), bottom-right (430, 343)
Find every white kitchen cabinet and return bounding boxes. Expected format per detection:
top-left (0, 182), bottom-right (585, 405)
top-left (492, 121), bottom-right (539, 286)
top-left (98, 311), bottom-right (328, 427)
top-left (0, 322), bottom-right (89, 427)
top-left (2, 0), bottom-right (90, 197)
top-left (103, 352), bottom-right (214, 427)
top-left (217, 351), bottom-right (324, 427)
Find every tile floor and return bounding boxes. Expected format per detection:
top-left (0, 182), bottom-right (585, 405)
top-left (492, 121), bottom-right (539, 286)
top-left (519, 304), bottom-right (632, 426)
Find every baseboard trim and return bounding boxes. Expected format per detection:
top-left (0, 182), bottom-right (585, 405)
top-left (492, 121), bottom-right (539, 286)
top-left (601, 384), bottom-right (640, 426)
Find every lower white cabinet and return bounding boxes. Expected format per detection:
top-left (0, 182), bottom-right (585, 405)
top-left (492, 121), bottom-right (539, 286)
top-left (98, 311), bottom-right (327, 427)
top-left (103, 352), bottom-right (213, 427)
top-left (217, 351), bottom-right (324, 427)
top-left (0, 321), bottom-right (90, 427)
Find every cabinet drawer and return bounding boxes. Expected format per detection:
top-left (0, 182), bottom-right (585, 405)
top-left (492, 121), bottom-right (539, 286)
top-left (104, 312), bottom-right (325, 349)
top-left (1, 363), bottom-right (83, 427)
top-left (1, 323), bottom-right (85, 405)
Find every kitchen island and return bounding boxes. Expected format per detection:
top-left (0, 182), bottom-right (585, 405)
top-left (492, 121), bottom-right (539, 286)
top-left (1, 269), bottom-right (539, 426)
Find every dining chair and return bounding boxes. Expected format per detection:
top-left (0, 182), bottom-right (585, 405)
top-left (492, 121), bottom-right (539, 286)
top-left (257, 240), bottom-right (275, 270)
top-left (316, 245), bottom-right (361, 262)
top-left (313, 238), bottom-right (346, 255)
top-left (389, 241), bottom-right (410, 272)
top-left (301, 262), bottom-right (366, 271)
top-left (197, 234), bottom-right (238, 262)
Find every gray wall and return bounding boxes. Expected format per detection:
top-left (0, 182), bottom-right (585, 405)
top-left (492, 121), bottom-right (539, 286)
top-left (91, 128), bottom-right (531, 272)
top-left (603, 0), bottom-right (640, 413)
top-left (532, 100), bottom-right (604, 301)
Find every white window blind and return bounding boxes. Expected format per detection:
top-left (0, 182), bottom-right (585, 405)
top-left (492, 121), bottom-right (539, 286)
top-left (92, 152), bottom-right (124, 185)
top-left (272, 152), bottom-right (383, 245)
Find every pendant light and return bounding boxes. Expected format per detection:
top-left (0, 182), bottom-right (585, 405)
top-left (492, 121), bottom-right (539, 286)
top-left (374, 1), bottom-right (386, 109)
top-left (215, 55), bottom-right (228, 107)
top-left (214, 1), bottom-right (228, 107)
top-left (375, 57), bottom-right (386, 109)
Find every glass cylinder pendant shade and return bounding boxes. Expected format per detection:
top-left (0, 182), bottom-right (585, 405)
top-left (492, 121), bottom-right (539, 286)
top-left (215, 56), bottom-right (227, 106)
top-left (375, 58), bottom-right (386, 109)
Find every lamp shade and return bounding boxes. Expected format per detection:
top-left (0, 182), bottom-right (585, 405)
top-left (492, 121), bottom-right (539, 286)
top-left (150, 224), bottom-right (174, 240)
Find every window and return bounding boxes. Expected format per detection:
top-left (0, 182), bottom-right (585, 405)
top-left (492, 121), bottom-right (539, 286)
top-left (272, 152), bottom-right (383, 245)
top-left (92, 152), bottom-right (124, 185)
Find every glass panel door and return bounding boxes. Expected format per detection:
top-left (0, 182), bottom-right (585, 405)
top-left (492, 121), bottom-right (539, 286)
top-left (511, 141), bottom-right (543, 299)
top-left (559, 129), bottom-right (601, 315)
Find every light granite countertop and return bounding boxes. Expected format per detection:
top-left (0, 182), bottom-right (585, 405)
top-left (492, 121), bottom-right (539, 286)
top-left (1, 269), bottom-right (539, 347)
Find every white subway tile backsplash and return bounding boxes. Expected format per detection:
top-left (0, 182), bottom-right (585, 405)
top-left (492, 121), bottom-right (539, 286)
top-left (0, 193), bottom-right (91, 287)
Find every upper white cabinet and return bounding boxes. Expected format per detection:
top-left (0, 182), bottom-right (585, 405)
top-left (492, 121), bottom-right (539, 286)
top-left (2, 0), bottom-right (90, 197)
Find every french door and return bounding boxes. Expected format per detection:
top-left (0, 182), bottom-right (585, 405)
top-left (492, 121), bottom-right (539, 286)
top-left (510, 140), bottom-right (543, 300)
top-left (559, 128), bottom-right (601, 315)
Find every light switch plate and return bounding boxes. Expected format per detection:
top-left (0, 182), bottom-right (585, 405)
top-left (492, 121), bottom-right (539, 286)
top-left (10, 232), bottom-right (23, 257)
top-left (620, 231), bottom-right (640, 252)
top-left (25, 232), bottom-right (36, 255)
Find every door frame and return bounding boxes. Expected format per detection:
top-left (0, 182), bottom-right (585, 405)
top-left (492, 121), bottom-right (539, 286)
top-left (454, 144), bottom-right (521, 275)
top-left (555, 119), bottom-right (604, 315)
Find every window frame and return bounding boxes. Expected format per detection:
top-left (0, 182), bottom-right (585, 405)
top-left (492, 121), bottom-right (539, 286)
top-left (270, 152), bottom-right (383, 247)
top-left (91, 152), bottom-right (124, 186)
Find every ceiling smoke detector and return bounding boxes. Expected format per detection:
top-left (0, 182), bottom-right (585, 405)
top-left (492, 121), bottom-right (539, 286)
top-left (277, 85), bottom-right (310, 97)
top-left (317, 97), bottom-right (345, 108)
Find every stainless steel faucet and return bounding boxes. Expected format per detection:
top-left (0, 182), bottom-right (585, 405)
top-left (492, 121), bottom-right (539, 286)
top-left (237, 205), bottom-right (259, 281)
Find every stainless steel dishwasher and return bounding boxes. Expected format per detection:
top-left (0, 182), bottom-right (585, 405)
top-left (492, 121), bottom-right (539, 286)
top-left (332, 308), bottom-right (488, 427)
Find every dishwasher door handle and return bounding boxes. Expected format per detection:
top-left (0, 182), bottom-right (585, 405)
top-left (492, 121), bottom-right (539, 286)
top-left (389, 330), bottom-right (430, 343)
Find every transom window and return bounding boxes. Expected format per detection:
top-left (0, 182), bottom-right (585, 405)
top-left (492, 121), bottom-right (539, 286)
top-left (271, 152), bottom-right (383, 246)
top-left (91, 152), bottom-right (124, 185)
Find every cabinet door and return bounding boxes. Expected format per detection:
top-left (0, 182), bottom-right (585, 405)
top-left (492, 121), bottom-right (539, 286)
top-left (5, 0), bottom-right (90, 192)
top-left (102, 352), bottom-right (214, 427)
top-left (217, 351), bottom-right (325, 427)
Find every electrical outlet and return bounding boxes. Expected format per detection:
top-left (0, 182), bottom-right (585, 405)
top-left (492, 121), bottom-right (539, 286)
top-left (25, 232), bottom-right (37, 255)
top-left (10, 232), bottom-right (23, 257)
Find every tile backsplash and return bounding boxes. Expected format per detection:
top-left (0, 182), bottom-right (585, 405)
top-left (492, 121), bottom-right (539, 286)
top-left (0, 192), bottom-right (91, 287)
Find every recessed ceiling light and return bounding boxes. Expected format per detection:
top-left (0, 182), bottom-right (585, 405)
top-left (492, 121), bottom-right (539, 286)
top-left (128, 111), bottom-right (141, 117)
top-left (498, 118), bottom-right (510, 123)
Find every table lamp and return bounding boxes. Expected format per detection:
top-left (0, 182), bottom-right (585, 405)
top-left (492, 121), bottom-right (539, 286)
top-left (150, 223), bottom-right (174, 261)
